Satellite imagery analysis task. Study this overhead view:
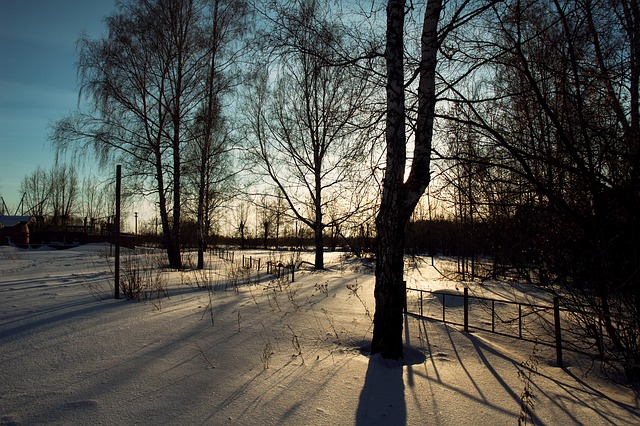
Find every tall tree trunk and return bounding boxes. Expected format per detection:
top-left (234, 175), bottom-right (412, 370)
top-left (197, 0), bottom-right (221, 270)
top-left (372, 0), bottom-right (442, 359)
top-left (169, 48), bottom-right (184, 270)
top-left (373, 205), bottom-right (410, 359)
top-left (314, 186), bottom-right (324, 269)
top-left (314, 223), bottom-right (324, 270)
top-left (156, 153), bottom-right (177, 268)
top-left (169, 138), bottom-right (182, 269)
top-left (196, 151), bottom-right (207, 269)
top-left (371, 0), bottom-right (409, 359)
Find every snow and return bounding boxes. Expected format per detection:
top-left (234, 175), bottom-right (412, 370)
top-left (1, 244), bottom-right (638, 425)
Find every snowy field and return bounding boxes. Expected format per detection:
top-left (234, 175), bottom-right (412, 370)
top-left (1, 243), bottom-right (639, 425)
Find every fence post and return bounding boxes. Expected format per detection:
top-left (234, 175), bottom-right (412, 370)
top-left (464, 287), bottom-right (469, 332)
top-left (442, 294), bottom-right (446, 322)
top-left (491, 300), bottom-right (495, 332)
top-left (291, 264), bottom-right (295, 282)
top-left (554, 297), bottom-right (563, 367)
top-left (518, 304), bottom-right (522, 338)
top-left (403, 281), bottom-right (407, 314)
top-left (598, 315), bottom-right (604, 358)
top-left (420, 291), bottom-right (424, 317)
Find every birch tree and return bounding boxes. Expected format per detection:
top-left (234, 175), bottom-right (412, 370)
top-left (370, 0), bottom-right (443, 359)
top-left (371, 0), bottom-right (497, 358)
top-left (247, 0), bottom-right (374, 269)
top-left (53, 0), bottom-right (213, 268)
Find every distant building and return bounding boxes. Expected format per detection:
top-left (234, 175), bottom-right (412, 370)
top-left (0, 216), bottom-right (33, 246)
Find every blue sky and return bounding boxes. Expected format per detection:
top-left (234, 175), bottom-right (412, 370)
top-left (0, 0), bottom-right (116, 211)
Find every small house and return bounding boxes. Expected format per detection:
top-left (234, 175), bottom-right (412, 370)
top-left (0, 216), bottom-right (33, 246)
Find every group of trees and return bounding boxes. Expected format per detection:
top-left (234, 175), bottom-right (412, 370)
top-left (244, 0), bottom-right (377, 269)
top-left (436, 0), bottom-right (639, 378)
top-left (46, 0), bottom-right (639, 377)
top-left (15, 163), bottom-right (112, 233)
top-left (53, 0), bottom-right (245, 268)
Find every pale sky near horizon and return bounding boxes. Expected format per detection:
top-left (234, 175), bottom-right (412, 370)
top-left (0, 0), bottom-right (116, 211)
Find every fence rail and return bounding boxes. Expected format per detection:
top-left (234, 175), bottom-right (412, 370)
top-left (209, 247), bottom-right (296, 283)
top-left (406, 285), bottom-right (567, 365)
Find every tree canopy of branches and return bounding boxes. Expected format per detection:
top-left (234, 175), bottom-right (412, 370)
top-left (437, 0), bottom-right (640, 378)
top-left (246, 0), bottom-right (376, 269)
top-left (52, 0), bottom-right (246, 269)
top-left (19, 163), bottom-right (80, 231)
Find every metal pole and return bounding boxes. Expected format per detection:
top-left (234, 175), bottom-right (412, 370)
top-left (598, 315), bottom-right (604, 358)
top-left (464, 287), bottom-right (469, 332)
top-left (114, 165), bottom-right (121, 300)
top-left (403, 281), bottom-right (407, 314)
top-left (518, 304), bottom-right (522, 338)
top-left (442, 294), bottom-right (446, 322)
top-left (554, 297), bottom-right (563, 367)
top-left (491, 300), bottom-right (495, 332)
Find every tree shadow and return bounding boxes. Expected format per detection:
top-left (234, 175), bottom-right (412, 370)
top-left (459, 327), bottom-right (640, 426)
top-left (356, 352), bottom-right (407, 425)
top-left (356, 315), bottom-right (426, 426)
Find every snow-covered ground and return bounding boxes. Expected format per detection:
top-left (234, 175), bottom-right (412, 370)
top-left (1, 244), bottom-right (638, 425)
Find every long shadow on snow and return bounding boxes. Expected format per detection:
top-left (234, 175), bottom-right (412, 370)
top-left (355, 317), bottom-right (426, 426)
top-left (459, 329), bottom-right (639, 425)
top-left (0, 297), bottom-right (125, 339)
top-left (356, 353), bottom-right (407, 425)
top-left (455, 329), bottom-right (544, 425)
top-left (414, 317), bottom-right (525, 420)
top-left (20, 316), bottom-right (213, 424)
top-left (524, 353), bottom-right (640, 425)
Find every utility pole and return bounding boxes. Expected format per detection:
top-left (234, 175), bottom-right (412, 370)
top-left (114, 165), bottom-right (121, 299)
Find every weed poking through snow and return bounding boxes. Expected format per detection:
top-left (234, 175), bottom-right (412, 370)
top-left (346, 281), bottom-right (372, 322)
top-left (260, 322), bottom-right (274, 370)
top-left (195, 343), bottom-right (216, 369)
top-left (288, 324), bottom-right (304, 365)
top-left (518, 344), bottom-right (539, 425)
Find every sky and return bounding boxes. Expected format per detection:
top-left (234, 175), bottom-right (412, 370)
top-left (0, 0), bottom-right (116, 211)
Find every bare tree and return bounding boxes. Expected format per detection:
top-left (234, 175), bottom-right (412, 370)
top-left (256, 194), bottom-right (273, 249)
top-left (19, 166), bottom-right (51, 231)
top-left (236, 202), bottom-right (249, 250)
top-left (438, 0), bottom-right (640, 378)
top-left (188, 0), bottom-right (247, 269)
top-left (370, 0), bottom-right (443, 359)
top-left (53, 0), bottom-right (218, 268)
top-left (246, 0), bottom-right (374, 269)
top-left (371, 0), bottom-right (497, 358)
top-left (49, 163), bottom-right (79, 230)
top-left (78, 175), bottom-right (109, 233)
